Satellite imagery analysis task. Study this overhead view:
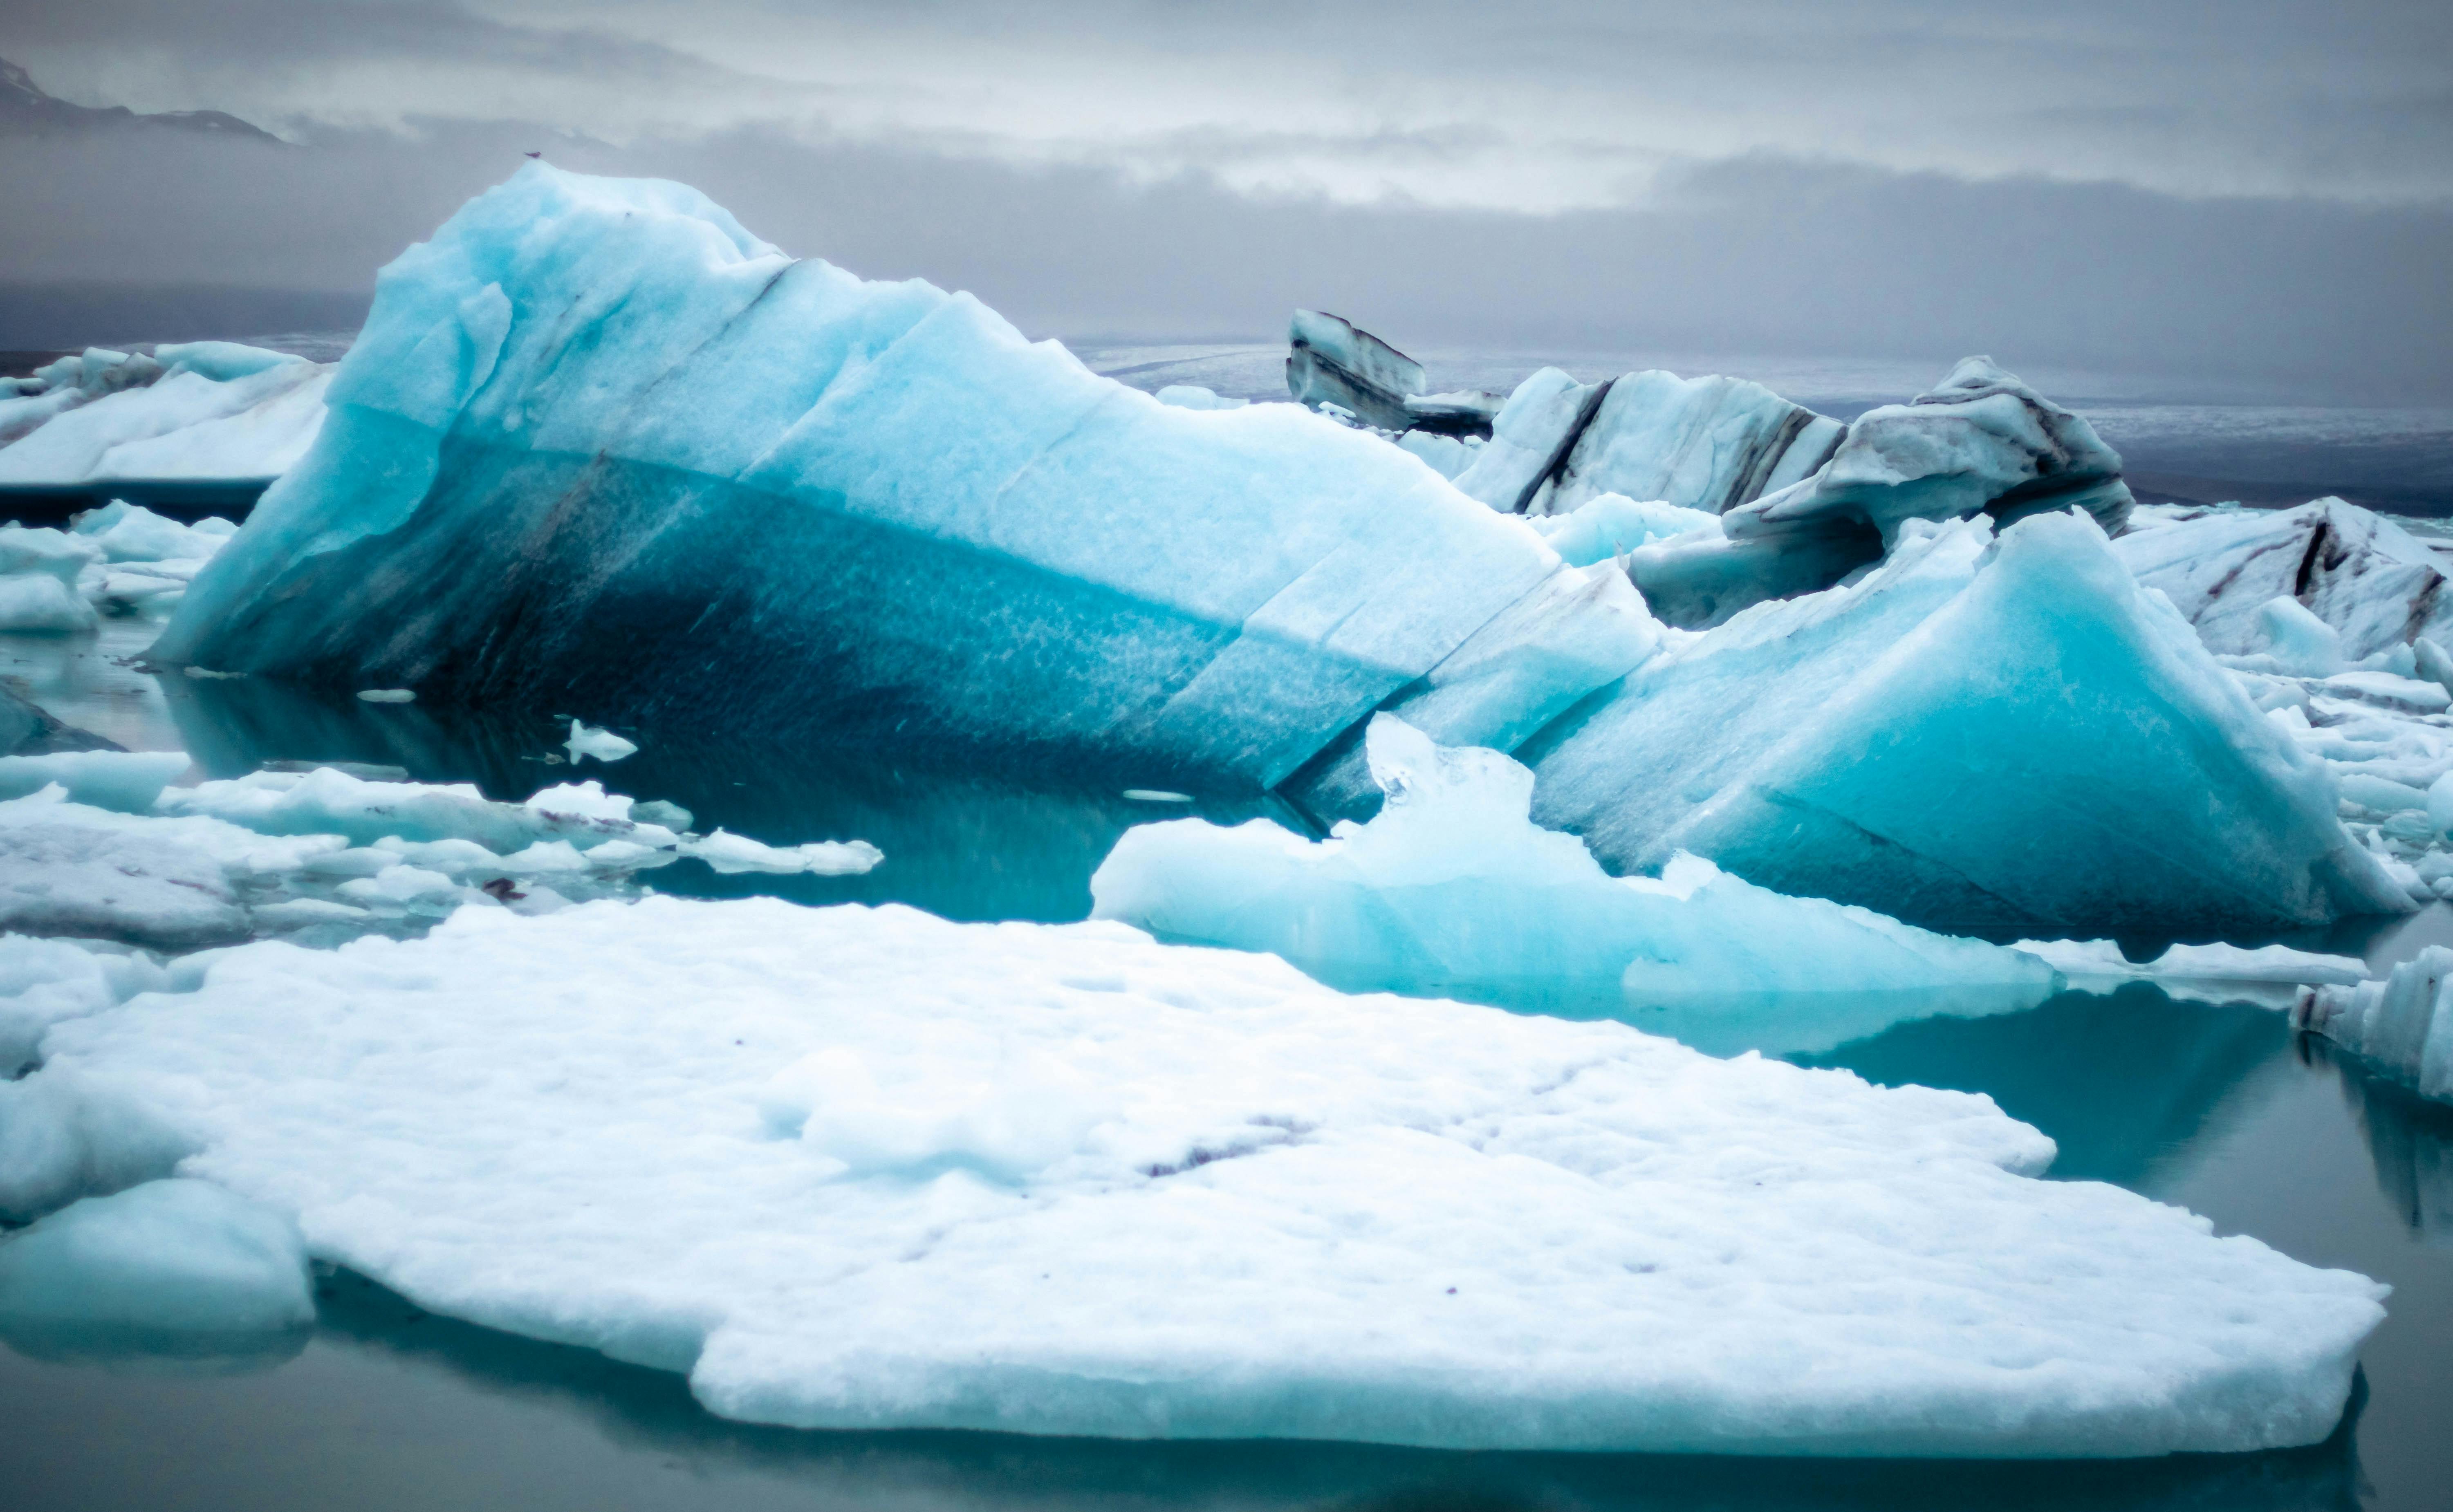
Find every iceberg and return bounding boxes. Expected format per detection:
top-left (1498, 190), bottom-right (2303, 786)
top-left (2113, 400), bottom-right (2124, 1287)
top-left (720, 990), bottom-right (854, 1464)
top-left (2016, 939), bottom-right (2370, 1008)
top-left (0, 343), bottom-right (330, 497)
top-left (563, 718), bottom-right (638, 764)
top-left (2114, 499), bottom-right (2453, 662)
top-left (34, 893), bottom-right (2385, 1455)
top-left (1452, 366), bottom-right (1839, 518)
top-left (1283, 309), bottom-right (1426, 430)
top-left (1523, 511), bottom-right (2410, 934)
top-left (1097, 717), bottom-right (2056, 1051)
top-left (155, 167), bottom-right (1630, 791)
top-left (1622, 358), bottom-right (2136, 629)
top-left (2294, 945), bottom-right (2453, 1103)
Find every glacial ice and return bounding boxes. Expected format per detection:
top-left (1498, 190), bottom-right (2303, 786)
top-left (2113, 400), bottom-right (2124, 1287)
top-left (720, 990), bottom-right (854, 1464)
top-left (1452, 366), bottom-right (1839, 518)
top-left (0, 933), bottom-right (164, 1073)
top-left (0, 820), bottom-right (248, 948)
top-left (0, 1178), bottom-right (313, 1341)
top-left (0, 343), bottom-right (330, 489)
top-left (0, 573), bottom-right (96, 633)
top-left (1526, 492), bottom-right (1722, 567)
top-left (1097, 716), bottom-right (2056, 1048)
top-left (0, 1066), bottom-right (188, 1223)
top-left (1524, 511), bottom-right (2410, 934)
top-left (0, 502), bottom-right (238, 627)
top-left (1284, 309), bottom-right (1425, 431)
top-left (1153, 384), bottom-right (1247, 412)
top-left (2016, 939), bottom-right (2370, 1008)
top-left (156, 166), bottom-right (1627, 790)
top-left (2114, 499), bottom-right (2453, 662)
top-left (32, 894), bottom-right (2386, 1455)
top-left (2294, 946), bottom-right (2453, 1103)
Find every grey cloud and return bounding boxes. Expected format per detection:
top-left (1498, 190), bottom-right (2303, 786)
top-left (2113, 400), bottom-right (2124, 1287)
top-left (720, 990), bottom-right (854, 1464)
top-left (0, 123), bottom-right (2444, 405)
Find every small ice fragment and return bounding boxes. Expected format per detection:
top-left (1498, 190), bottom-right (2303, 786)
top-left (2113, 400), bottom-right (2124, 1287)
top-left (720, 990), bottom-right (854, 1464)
top-left (1122, 789), bottom-right (1194, 804)
top-left (356, 689), bottom-right (416, 704)
top-left (0, 1178), bottom-right (313, 1338)
top-left (564, 719), bottom-right (639, 764)
top-left (183, 666), bottom-right (244, 680)
top-left (630, 799), bottom-right (693, 831)
top-left (682, 829), bottom-right (883, 876)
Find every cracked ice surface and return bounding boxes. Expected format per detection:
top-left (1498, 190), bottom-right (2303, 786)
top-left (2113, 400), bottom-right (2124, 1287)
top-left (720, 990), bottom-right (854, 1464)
top-left (24, 896), bottom-right (2385, 1455)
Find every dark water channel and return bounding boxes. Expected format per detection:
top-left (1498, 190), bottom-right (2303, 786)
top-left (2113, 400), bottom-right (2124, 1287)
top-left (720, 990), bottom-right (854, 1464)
top-left (3, 644), bottom-right (2449, 1510)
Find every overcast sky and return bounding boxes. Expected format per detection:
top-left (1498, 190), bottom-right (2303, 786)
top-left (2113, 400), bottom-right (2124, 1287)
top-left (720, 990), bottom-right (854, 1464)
top-left (2, 0), bottom-right (2448, 399)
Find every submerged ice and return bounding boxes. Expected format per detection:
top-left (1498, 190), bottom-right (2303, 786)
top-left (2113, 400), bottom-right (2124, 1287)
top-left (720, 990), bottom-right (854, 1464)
top-left (14, 894), bottom-right (2387, 1456)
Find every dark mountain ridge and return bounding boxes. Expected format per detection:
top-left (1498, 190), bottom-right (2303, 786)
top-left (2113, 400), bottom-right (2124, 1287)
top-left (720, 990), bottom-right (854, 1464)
top-left (1, 57), bottom-right (283, 143)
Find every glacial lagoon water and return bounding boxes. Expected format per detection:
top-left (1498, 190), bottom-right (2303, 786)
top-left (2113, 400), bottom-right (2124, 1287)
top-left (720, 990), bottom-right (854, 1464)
top-left (2, 623), bottom-right (2450, 1509)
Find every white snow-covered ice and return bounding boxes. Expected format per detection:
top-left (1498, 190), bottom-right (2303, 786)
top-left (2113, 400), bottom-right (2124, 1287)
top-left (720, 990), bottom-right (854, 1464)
top-left (0, 343), bottom-right (329, 491)
top-left (19, 895), bottom-right (2387, 1455)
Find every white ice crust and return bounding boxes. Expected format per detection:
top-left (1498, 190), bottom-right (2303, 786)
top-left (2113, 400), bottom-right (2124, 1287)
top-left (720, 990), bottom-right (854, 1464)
top-left (28, 896), bottom-right (2386, 1456)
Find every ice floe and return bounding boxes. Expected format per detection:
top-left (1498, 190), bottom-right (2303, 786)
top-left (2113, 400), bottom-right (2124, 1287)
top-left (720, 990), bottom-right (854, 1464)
top-left (1098, 716), bottom-right (2055, 1049)
top-left (16, 895), bottom-right (2387, 1455)
top-left (2016, 939), bottom-right (2371, 1008)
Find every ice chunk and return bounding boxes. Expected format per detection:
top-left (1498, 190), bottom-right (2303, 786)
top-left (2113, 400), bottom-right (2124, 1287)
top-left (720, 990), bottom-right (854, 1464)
top-left (682, 828), bottom-right (884, 876)
top-left (2017, 939), bottom-right (2370, 1007)
top-left (0, 750), bottom-right (188, 811)
top-left (1099, 717), bottom-right (2056, 1050)
top-left (2294, 946), bottom-right (2453, 1102)
top-left (1284, 309), bottom-right (1426, 430)
top-left (1153, 385), bottom-right (1247, 411)
top-left (0, 1070), bottom-right (189, 1223)
top-left (1729, 357), bottom-right (2131, 546)
top-left (1453, 367), bottom-right (1839, 518)
top-left (0, 818), bottom-right (248, 948)
top-left (41, 895), bottom-right (2383, 1455)
top-left (72, 500), bottom-right (235, 564)
top-left (0, 683), bottom-right (119, 758)
top-left (0, 1179), bottom-right (313, 1343)
top-left (0, 934), bottom-right (166, 1073)
top-left (0, 524), bottom-right (102, 587)
top-left (2255, 596), bottom-right (2347, 676)
top-left (356, 688), bottom-right (415, 703)
top-left (564, 719), bottom-right (638, 764)
top-left (1401, 388), bottom-right (1506, 437)
top-left (1526, 492), bottom-right (1722, 567)
top-left (0, 573), bottom-right (98, 633)
top-left (160, 766), bottom-right (537, 851)
top-left (0, 351), bottom-right (327, 490)
top-left (1526, 512), bottom-right (2409, 934)
top-left (157, 168), bottom-right (1624, 790)
top-left (2115, 500), bottom-right (2453, 663)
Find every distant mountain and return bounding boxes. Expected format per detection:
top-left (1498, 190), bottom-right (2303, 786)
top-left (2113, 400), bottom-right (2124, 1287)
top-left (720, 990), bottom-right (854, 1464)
top-left (1, 58), bottom-right (283, 143)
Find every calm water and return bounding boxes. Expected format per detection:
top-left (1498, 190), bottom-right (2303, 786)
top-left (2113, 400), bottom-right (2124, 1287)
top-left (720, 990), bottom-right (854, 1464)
top-left (5, 622), bottom-right (2453, 1505)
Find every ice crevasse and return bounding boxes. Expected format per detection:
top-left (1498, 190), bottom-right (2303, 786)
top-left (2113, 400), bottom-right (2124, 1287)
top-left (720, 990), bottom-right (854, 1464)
top-left (152, 165), bottom-right (1646, 789)
top-left (18, 896), bottom-right (2388, 1456)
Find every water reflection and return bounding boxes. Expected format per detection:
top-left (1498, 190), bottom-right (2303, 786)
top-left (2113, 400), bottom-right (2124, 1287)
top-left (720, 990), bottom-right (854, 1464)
top-left (1796, 985), bottom-right (2290, 1186)
top-left (2303, 1035), bottom-right (2453, 1246)
top-left (161, 672), bottom-right (1300, 923)
top-left (0, 1317), bottom-right (309, 1377)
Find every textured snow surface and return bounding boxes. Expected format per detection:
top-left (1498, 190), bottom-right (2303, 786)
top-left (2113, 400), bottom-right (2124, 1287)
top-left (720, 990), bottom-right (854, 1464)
top-left (156, 166), bottom-right (1624, 787)
top-left (30, 896), bottom-right (2385, 1455)
top-left (1527, 511), bottom-right (2408, 934)
top-left (0, 1178), bottom-right (312, 1337)
top-left (2294, 945), bottom-right (2453, 1102)
top-left (1098, 717), bottom-right (2054, 1052)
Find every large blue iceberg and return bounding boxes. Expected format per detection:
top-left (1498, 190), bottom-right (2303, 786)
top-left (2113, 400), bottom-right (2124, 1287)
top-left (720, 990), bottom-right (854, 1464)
top-left (155, 167), bottom-right (1621, 790)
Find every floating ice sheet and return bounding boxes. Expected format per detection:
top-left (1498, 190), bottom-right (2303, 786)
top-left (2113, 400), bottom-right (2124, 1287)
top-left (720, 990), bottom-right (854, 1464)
top-left (31, 895), bottom-right (2386, 1456)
